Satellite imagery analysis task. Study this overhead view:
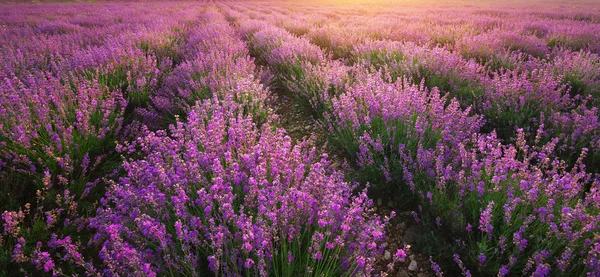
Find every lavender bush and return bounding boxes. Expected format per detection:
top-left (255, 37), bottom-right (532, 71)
top-left (90, 98), bottom-right (389, 276)
top-left (147, 15), bottom-right (268, 126)
top-left (0, 72), bottom-right (126, 208)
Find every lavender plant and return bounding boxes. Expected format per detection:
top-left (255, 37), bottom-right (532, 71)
top-left (324, 72), bottom-right (483, 188)
top-left (0, 72), bottom-right (126, 207)
top-left (0, 72), bottom-right (126, 275)
top-left (90, 98), bottom-right (389, 276)
top-left (147, 16), bottom-right (268, 127)
top-left (413, 131), bottom-right (600, 276)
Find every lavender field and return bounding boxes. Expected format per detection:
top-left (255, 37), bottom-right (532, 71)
top-left (1, 0), bottom-right (600, 276)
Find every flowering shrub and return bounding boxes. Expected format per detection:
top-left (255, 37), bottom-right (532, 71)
top-left (314, 68), bottom-right (600, 276)
top-left (541, 104), bottom-right (600, 170)
top-left (352, 39), bottom-right (485, 100)
top-left (152, 44), bottom-right (264, 118)
top-left (0, 73), bottom-right (126, 206)
top-left (146, 16), bottom-right (268, 127)
top-left (0, 72), bottom-right (126, 275)
top-left (90, 98), bottom-right (389, 276)
top-left (544, 50), bottom-right (600, 99)
top-left (307, 25), bottom-right (367, 59)
top-left (415, 131), bottom-right (600, 276)
top-left (477, 68), bottom-right (571, 138)
top-left (74, 46), bottom-right (164, 109)
top-left (0, 4), bottom-right (210, 275)
top-left (352, 40), bottom-right (573, 142)
top-left (324, 73), bottom-right (483, 187)
top-left (287, 60), bottom-right (353, 116)
top-left (247, 26), bottom-right (326, 88)
top-left (455, 30), bottom-right (547, 69)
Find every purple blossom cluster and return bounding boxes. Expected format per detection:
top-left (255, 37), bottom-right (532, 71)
top-left (91, 98), bottom-right (388, 276)
top-left (325, 73), bottom-right (483, 185)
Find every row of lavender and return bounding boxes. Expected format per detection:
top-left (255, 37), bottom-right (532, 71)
top-left (232, 1), bottom-right (600, 186)
top-left (238, 1), bottom-right (600, 66)
top-left (1, 3), bottom-right (394, 276)
top-left (242, 1), bottom-right (600, 166)
top-left (0, 2), bottom-right (204, 274)
top-left (90, 9), bottom-right (391, 277)
top-left (220, 2), bottom-right (600, 276)
top-left (233, 1), bottom-right (600, 180)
